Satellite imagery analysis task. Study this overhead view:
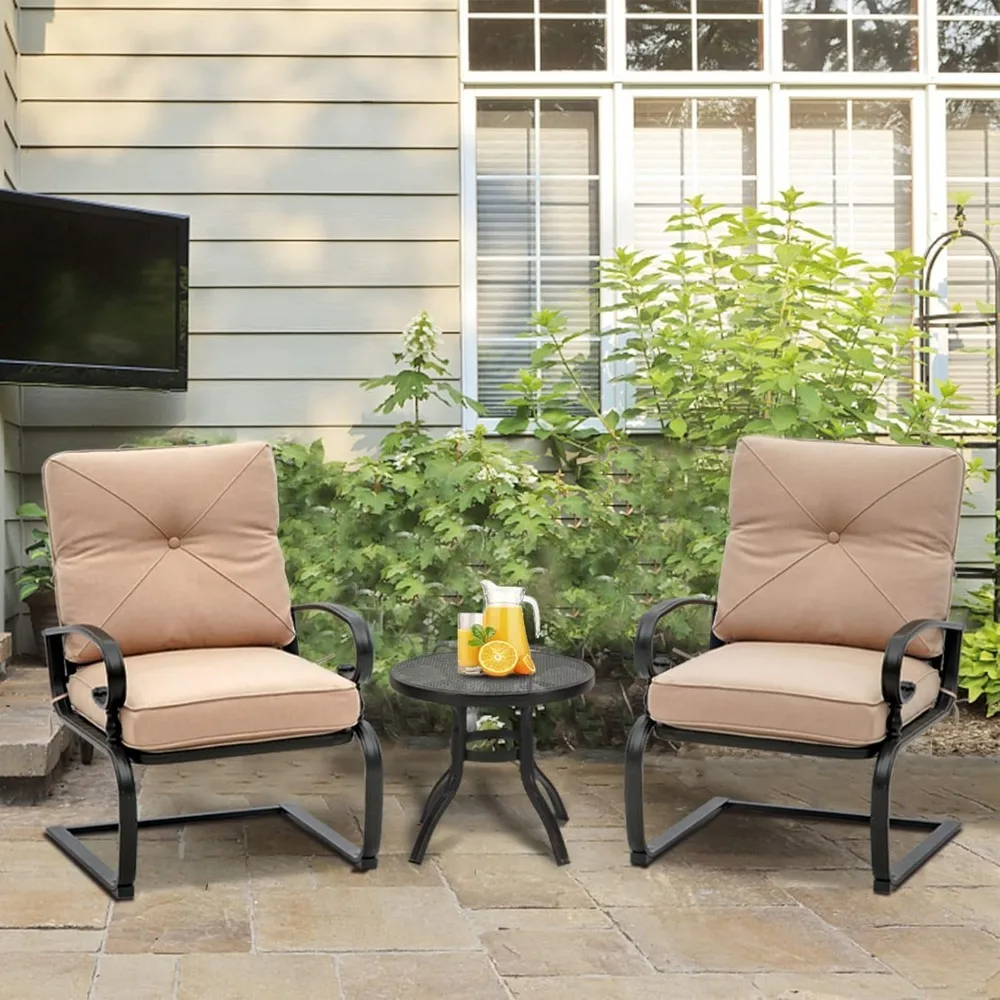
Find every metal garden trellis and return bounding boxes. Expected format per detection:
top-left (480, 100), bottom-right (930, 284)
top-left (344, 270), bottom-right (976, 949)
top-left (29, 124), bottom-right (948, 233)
top-left (918, 205), bottom-right (1000, 621)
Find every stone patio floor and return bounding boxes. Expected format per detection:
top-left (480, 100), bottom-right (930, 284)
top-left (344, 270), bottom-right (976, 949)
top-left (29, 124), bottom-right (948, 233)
top-left (2, 738), bottom-right (1000, 1000)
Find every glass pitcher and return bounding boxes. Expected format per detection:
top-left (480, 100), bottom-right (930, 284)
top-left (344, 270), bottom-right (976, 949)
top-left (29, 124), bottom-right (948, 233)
top-left (480, 579), bottom-right (540, 672)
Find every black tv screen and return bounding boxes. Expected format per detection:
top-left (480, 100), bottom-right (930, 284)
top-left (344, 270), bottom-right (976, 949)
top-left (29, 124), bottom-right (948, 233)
top-left (0, 191), bottom-right (188, 390)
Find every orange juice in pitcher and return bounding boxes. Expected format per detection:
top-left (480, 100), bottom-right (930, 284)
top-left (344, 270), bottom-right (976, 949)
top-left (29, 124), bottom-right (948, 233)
top-left (480, 580), bottom-right (539, 676)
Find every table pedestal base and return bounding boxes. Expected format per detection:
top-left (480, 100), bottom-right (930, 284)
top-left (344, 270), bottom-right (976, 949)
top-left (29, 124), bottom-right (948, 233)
top-left (409, 705), bottom-right (570, 865)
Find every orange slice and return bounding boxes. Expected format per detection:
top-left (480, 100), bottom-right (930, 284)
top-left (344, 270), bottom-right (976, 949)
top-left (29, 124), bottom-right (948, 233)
top-left (478, 640), bottom-right (518, 677)
top-left (514, 652), bottom-right (536, 676)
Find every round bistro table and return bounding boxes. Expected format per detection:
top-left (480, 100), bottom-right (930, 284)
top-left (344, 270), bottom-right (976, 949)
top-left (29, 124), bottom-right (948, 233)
top-left (389, 650), bottom-right (595, 866)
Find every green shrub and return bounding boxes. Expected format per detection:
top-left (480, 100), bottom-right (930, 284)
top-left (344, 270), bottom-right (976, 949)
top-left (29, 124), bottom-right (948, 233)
top-left (959, 620), bottom-right (1000, 717)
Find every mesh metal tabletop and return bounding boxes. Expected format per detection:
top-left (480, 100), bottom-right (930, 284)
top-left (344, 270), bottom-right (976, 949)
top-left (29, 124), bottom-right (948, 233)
top-left (389, 650), bottom-right (595, 708)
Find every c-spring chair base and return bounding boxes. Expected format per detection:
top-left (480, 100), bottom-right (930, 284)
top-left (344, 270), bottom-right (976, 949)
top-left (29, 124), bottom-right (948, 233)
top-left (48, 713), bottom-right (384, 902)
top-left (625, 713), bottom-right (961, 896)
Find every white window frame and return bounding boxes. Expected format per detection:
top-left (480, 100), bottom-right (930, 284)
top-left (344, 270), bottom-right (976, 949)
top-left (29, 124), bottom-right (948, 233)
top-left (460, 88), bottom-right (617, 431)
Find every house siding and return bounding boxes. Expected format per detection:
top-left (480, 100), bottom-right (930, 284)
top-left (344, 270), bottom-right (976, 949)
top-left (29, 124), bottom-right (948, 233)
top-left (15, 0), bottom-right (462, 498)
top-left (1, 0), bottom-right (22, 641)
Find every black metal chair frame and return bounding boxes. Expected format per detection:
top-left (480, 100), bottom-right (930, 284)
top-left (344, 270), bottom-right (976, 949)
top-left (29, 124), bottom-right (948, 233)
top-left (625, 597), bottom-right (964, 895)
top-left (44, 602), bottom-right (383, 901)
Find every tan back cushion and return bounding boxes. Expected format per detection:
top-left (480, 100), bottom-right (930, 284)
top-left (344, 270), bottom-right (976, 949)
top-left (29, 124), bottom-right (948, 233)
top-left (713, 436), bottom-right (964, 658)
top-left (43, 441), bottom-right (295, 663)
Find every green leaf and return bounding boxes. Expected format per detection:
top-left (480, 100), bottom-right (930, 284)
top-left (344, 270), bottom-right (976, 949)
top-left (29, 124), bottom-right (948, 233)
top-left (769, 405), bottom-right (798, 432)
top-left (468, 624), bottom-right (497, 647)
top-left (668, 418), bottom-right (687, 438)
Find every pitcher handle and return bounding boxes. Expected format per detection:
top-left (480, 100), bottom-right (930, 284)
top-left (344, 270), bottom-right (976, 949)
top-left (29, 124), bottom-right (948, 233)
top-left (523, 596), bottom-right (540, 639)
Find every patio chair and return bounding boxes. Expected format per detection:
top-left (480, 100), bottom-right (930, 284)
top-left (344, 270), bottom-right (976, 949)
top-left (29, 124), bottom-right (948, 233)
top-left (625, 435), bottom-right (965, 894)
top-left (40, 441), bottom-right (382, 900)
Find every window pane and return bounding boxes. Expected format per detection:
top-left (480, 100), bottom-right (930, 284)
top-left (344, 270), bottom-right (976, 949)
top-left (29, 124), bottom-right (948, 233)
top-left (541, 0), bottom-right (605, 10)
top-left (540, 179), bottom-right (599, 254)
top-left (697, 19), bottom-right (762, 70)
top-left (540, 19), bottom-right (607, 70)
top-left (627, 20), bottom-right (693, 70)
top-left (939, 21), bottom-right (1000, 73)
top-left (853, 100), bottom-right (912, 172)
top-left (939, 0), bottom-right (1000, 13)
top-left (477, 179), bottom-right (536, 256)
top-left (539, 101), bottom-right (599, 175)
top-left (947, 100), bottom-right (1000, 177)
top-left (468, 19), bottom-right (534, 71)
top-left (852, 19), bottom-right (917, 72)
top-left (469, 0), bottom-right (533, 10)
top-left (541, 261), bottom-right (599, 335)
top-left (701, 0), bottom-right (761, 12)
top-left (852, 0), bottom-right (915, 11)
top-left (477, 101), bottom-right (534, 175)
top-left (627, 0), bottom-right (689, 10)
top-left (783, 0), bottom-right (847, 11)
top-left (782, 19), bottom-right (848, 71)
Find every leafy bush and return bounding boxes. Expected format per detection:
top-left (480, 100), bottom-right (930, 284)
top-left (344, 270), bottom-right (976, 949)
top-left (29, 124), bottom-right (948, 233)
top-left (498, 191), bottom-right (973, 608)
top-left (8, 503), bottom-right (53, 601)
top-left (959, 619), bottom-right (1000, 717)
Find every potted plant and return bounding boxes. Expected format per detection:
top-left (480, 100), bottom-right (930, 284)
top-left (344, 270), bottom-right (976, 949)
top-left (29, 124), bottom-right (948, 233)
top-left (8, 502), bottom-right (58, 656)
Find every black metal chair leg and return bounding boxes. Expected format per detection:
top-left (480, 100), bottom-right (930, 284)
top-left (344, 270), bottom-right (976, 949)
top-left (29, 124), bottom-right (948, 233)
top-left (111, 744), bottom-right (139, 895)
top-left (409, 707), bottom-right (466, 865)
top-left (45, 740), bottom-right (138, 900)
top-left (869, 738), bottom-right (960, 895)
top-left (534, 765), bottom-right (568, 822)
top-left (518, 709), bottom-right (570, 865)
top-left (80, 739), bottom-right (95, 765)
top-left (356, 719), bottom-right (383, 870)
top-left (625, 714), bottom-right (655, 866)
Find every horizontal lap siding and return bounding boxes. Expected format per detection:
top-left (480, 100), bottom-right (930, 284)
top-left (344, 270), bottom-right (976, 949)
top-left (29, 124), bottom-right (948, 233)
top-left (1, 0), bottom-right (21, 636)
top-left (18, 1), bottom-right (463, 496)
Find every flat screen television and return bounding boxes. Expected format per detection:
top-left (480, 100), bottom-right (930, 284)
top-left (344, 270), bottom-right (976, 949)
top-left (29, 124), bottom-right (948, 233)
top-left (0, 190), bottom-right (188, 390)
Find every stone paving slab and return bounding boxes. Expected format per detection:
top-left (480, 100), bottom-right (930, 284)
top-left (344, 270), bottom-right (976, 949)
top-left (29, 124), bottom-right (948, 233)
top-left (0, 745), bottom-right (998, 999)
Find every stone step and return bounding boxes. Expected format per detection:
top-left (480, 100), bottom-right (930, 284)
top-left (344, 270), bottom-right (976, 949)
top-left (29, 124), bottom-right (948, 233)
top-left (0, 664), bottom-right (76, 804)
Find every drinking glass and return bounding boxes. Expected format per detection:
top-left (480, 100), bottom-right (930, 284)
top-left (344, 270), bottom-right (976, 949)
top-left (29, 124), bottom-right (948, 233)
top-left (457, 612), bottom-right (483, 674)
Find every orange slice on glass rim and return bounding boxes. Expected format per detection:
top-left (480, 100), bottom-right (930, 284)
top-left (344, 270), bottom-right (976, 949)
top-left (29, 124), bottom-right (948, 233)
top-left (478, 640), bottom-right (518, 677)
top-left (514, 652), bottom-right (536, 676)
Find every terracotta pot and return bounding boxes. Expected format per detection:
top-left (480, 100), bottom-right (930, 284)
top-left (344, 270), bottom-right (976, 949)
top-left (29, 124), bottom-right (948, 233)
top-left (25, 590), bottom-right (59, 658)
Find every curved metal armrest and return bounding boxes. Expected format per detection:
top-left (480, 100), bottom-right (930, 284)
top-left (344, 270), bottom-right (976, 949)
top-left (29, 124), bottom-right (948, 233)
top-left (881, 618), bottom-right (964, 712)
top-left (292, 603), bottom-right (375, 686)
top-left (43, 623), bottom-right (128, 720)
top-left (633, 597), bottom-right (717, 680)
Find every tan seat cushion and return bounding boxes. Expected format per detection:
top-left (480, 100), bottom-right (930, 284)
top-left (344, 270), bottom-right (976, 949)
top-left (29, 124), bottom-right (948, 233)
top-left (43, 441), bottom-right (295, 664)
top-left (647, 642), bottom-right (941, 748)
top-left (714, 436), bottom-right (964, 658)
top-left (67, 647), bottom-right (360, 752)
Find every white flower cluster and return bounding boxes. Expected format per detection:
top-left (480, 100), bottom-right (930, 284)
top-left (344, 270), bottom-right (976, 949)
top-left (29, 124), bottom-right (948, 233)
top-left (474, 452), bottom-right (533, 488)
top-left (401, 311), bottom-right (440, 354)
top-left (387, 452), bottom-right (416, 471)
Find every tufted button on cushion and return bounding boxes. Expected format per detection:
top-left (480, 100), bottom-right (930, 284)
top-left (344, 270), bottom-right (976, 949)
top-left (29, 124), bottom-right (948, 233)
top-left (43, 441), bottom-right (296, 663)
top-left (713, 436), bottom-right (964, 658)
